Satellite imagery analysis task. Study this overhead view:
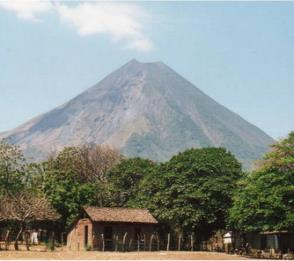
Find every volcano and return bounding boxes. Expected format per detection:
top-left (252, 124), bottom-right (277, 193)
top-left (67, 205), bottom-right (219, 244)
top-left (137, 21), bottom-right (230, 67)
top-left (0, 59), bottom-right (274, 168)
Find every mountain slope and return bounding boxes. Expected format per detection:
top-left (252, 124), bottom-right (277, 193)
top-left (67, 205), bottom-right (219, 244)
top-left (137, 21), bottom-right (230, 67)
top-left (0, 59), bottom-right (274, 168)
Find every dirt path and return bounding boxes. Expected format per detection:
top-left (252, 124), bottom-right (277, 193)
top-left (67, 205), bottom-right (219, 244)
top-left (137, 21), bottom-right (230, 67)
top-left (0, 250), bottom-right (247, 260)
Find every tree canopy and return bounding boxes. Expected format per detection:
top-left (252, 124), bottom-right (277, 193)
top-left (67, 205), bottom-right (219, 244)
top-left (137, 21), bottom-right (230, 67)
top-left (0, 141), bottom-right (26, 194)
top-left (129, 147), bottom-right (242, 236)
top-left (106, 157), bottom-right (157, 206)
top-left (229, 132), bottom-right (294, 232)
top-left (42, 145), bottom-right (121, 226)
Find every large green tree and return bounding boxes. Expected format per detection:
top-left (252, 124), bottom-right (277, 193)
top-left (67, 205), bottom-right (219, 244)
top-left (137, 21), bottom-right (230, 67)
top-left (229, 132), bottom-right (294, 232)
top-left (106, 157), bottom-right (157, 206)
top-left (43, 169), bottom-right (96, 227)
top-left (42, 145), bottom-right (121, 227)
top-left (130, 147), bottom-right (242, 236)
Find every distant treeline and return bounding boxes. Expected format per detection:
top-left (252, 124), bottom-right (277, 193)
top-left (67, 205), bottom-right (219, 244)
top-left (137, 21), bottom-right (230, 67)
top-left (0, 131), bottom-right (293, 241)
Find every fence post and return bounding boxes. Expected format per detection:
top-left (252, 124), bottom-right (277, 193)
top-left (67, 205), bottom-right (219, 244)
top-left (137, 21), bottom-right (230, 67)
top-left (129, 239), bottom-right (133, 251)
top-left (191, 234), bottom-right (194, 251)
top-left (143, 234), bottom-right (146, 250)
top-left (178, 233), bottom-right (182, 251)
top-left (122, 232), bottom-right (127, 252)
top-left (156, 234), bottom-right (160, 251)
top-left (149, 234), bottom-right (154, 251)
top-left (167, 233), bottom-right (170, 251)
top-left (101, 233), bottom-right (105, 251)
top-left (137, 234), bottom-right (140, 251)
top-left (114, 234), bottom-right (118, 252)
top-left (52, 231), bottom-right (55, 251)
top-left (61, 232), bottom-right (64, 250)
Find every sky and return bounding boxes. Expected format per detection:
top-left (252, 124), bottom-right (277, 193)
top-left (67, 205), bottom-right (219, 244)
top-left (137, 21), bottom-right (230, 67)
top-left (0, 1), bottom-right (293, 139)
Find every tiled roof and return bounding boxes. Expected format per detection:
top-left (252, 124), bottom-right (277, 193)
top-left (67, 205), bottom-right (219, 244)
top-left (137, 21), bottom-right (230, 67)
top-left (83, 206), bottom-right (158, 224)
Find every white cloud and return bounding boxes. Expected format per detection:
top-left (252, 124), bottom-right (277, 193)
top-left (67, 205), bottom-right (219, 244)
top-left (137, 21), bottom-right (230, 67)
top-left (0, 0), bottom-right (154, 51)
top-left (0, 0), bottom-right (52, 22)
top-left (56, 2), bottom-right (153, 52)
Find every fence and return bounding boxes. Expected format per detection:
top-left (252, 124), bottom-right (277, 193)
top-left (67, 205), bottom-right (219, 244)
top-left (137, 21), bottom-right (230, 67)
top-left (90, 232), bottom-right (219, 252)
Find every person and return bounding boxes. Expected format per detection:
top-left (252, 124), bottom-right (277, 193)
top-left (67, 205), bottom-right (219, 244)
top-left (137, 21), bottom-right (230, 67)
top-left (31, 230), bottom-right (38, 245)
top-left (245, 242), bottom-right (251, 255)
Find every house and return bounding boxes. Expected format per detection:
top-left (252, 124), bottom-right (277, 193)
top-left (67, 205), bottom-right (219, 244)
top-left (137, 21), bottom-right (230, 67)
top-left (259, 231), bottom-right (294, 253)
top-left (232, 231), bottom-right (294, 254)
top-left (67, 206), bottom-right (158, 251)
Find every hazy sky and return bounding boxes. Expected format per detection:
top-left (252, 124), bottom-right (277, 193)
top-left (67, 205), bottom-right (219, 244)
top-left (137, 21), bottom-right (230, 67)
top-left (0, 1), bottom-right (293, 139)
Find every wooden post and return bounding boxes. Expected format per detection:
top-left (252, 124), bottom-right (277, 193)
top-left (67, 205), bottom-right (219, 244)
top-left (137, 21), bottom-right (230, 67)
top-left (52, 231), bottom-right (55, 251)
top-left (122, 232), bottom-right (127, 252)
top-left (61, 232), bottom-right (64, 249)
top-left (149, 234), bottom-right (154, 251)
top-left (137, 234), bottom-right (140, 251)
top-left (156, 235), bottom-right (160, 251)
top-left (167, 233), bottom-right (170, 251)
top-left (191, 234), bottom-right (194, 251)
top-left (114, 234), bottom-right (118, 252)
top-left (178, 234), bottom-right (182, 251)
top-left (129, 239), bottom-right (133, 251)
top-left (101, 234), bottom-right (105, 251)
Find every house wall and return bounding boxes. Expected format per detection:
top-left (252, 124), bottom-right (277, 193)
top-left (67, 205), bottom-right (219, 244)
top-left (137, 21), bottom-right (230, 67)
top-left (278, 234), bottom-right (294, 252)
top-left (245, 232), bottom-right (263, 249)
top-left (67, 220), bottom-right (156, 251)
top-left (67, 218), bottom-right (93, 251)
top-left (92, 222), bottom-right (156, 251)
top-left (236, 232), bottom-right (294, 253)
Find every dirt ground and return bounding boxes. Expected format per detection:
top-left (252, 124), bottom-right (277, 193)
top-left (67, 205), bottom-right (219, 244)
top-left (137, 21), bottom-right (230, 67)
top-left (0, 246), bottom-right (247, 260)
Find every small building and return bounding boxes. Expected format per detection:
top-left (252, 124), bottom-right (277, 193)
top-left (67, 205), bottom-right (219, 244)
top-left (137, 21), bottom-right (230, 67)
top-left (259, 231), bottom-right (294, 253)
top-left (233, 231), bottom-right (294, 254)
top-left (67, 206), bottom-right (158, 251)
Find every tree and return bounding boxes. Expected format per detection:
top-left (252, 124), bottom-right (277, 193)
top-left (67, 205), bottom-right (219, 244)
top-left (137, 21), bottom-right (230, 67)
top-left (43, 169), bottom-right (96, 227)
top-left (229, 132), bottom-right (294, 232)
top-left (0, 140), bottom-right (26, 194)
top-left (130, 148), bottom-right (242, 237)
top-left (42, 144), bottom-right (121, 227)
top-left (0, 191), bottom-right (59, 250)
top-left (49, 145), bottom-right (121, 183)
top-left (106, 158), bottom-right (157, 206)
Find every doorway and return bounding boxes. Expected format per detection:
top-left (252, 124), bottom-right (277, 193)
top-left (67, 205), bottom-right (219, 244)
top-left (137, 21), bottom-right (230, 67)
top-left (84, 225), bottom-right (88, 248)
top-left (104, 226), bottom-right (113, 250)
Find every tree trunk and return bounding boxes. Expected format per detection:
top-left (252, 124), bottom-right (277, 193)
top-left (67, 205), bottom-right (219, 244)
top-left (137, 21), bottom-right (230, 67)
top-left (24, 231), bottom-right (30, 251)
top-left (14, 227), bottom-right (24, 251)
top-left (5, 230), bottom-right (11, 250)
